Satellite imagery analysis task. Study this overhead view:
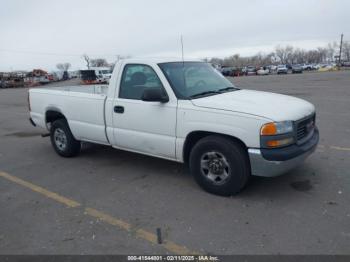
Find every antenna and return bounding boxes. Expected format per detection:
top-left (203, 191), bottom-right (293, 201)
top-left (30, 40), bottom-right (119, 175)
top-left (180, 35), bottom-right (184, 62)
top-left (180, 34), bottom-right (187, 91)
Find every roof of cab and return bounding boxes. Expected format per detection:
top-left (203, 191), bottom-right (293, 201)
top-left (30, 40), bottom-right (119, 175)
top-left (119, 57), bottom-right (202, 64)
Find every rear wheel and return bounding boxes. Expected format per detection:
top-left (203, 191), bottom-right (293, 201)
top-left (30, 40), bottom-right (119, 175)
top-left (50, 119), bottom-right (81, 157)
top-left (189, 136), bottom-right (251, 196)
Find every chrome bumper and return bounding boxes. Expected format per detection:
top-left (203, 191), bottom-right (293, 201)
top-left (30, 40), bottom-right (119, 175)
top-left (248, 146), bottom-right (316, 177)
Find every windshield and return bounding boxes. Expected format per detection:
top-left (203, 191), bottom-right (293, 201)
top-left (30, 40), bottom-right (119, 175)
top-left (158, 62), bottom-right (238, 99)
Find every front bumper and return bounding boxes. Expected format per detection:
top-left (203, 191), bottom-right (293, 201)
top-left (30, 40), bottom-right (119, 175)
top-left (248, 128), bottom-right (319, 177)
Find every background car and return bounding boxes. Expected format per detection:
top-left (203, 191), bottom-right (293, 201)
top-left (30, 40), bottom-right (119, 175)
top-left (257, 66), bottom-right (270, 75)
top-left (277, 65), bottom-right (288, 74)
top-left (232, 67), bottom-right (244, 77)
top-left (221, 67), bottom-right (234, 76)
top-left (221, 67), bottom-right (243, 77)
top-left (302, 63), bottom-right (313, 71)
top-left (312, 64), bottom-right (321, 70)
top-left (292, 64), bottom-right (303, 74)
top-left (245, 66), bottom-right (257, 76)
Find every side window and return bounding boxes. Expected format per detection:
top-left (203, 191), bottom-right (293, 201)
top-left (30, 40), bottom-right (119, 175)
top-left (119, 64), bottom-right (164, 100)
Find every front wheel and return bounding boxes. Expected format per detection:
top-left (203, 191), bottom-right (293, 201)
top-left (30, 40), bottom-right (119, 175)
top-left (50, 119), bottom-right (81, 157)
top-left (189, 136), bottom-right (251, 196)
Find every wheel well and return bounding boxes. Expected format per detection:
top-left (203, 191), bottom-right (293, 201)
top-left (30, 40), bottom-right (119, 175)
top-left (183, 131), bottom-right (247, 164)
top-left (45, 110), bottom-right (66, 125)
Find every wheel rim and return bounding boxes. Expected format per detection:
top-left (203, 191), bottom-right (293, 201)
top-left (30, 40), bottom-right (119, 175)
top-left (54, 128), bottom-right (67, 151)
top-left (200, 151), bottom-right (230, 185)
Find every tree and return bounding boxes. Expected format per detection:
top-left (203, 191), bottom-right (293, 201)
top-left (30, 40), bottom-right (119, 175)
top-left (90, 58), bottom-right (109, 67)
top-left (317, 47), bottom-right (327, 63)
top-left (56, 63), bottom-right (71, 71)
top-left (82, 54), bottom-right (90, 69)
top-left (209, 57), bottom-right (224, 66)
top-left (199, 41), bottom-right (341, 69)
top-left (275, 45), bottom-right (294, 64)
top-left (326, 42), bottom-right (338, 62)
top-left (342, 41), bottom-right (350, 62)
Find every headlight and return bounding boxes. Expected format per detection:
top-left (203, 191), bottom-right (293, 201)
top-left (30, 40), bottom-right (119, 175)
top-left (260, 121), bottom-right (293, 136)
top-left (260, 121), bottom-right (294, 148)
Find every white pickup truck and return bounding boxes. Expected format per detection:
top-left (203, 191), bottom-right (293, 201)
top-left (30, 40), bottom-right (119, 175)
top-left (29, 58), bottom-right (319, 196)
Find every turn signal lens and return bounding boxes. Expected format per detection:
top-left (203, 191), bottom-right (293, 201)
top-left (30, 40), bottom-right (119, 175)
top-left (260, 123), bottom-right (277, 135)
top-left (266, 137), bottom-right (294, 148)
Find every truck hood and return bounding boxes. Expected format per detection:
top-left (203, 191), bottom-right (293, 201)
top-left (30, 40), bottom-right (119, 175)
top-left (191, 89), bottom-right (315, 121)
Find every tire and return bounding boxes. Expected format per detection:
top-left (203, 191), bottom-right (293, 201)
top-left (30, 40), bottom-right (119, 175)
top-left (50, 119), bottom-right (81, 157)
top-left (189, 136), bottom-right (251, 196)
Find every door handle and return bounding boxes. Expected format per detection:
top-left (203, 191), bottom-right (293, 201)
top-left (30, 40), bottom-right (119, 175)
top-left (114, 106), bottom-right (124, 113)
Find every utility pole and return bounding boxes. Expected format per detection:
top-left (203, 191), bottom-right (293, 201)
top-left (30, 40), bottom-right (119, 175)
top-left (339, 33), bottom-right (344, 65)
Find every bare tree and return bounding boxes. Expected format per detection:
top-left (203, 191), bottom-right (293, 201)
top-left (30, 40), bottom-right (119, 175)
top-left (326, 42), bottom-right (338, 62)
top-left (317, 47), bottom-right (328, 63)
top-left (56, 63), bottom-right (71, 71)
top-left (209, 57), bottom-right (224, 66)
top-left (204, 41), bottom-right (340, 69)
top-left (275, 45), bottom-right (294, 64)
top-left (90, 58), bottom-right (109, 67)
top-left (342, 41), bottom-right (350, 61)
top-left (82, 54), bottom-right (90, 69)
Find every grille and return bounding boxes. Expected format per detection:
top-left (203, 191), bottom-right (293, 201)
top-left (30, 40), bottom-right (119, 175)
top-left (296, 114), bottom-right (315, 142)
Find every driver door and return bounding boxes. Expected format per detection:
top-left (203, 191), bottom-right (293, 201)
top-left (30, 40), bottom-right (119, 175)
top-left (112, 64), bottom-right (177, 159)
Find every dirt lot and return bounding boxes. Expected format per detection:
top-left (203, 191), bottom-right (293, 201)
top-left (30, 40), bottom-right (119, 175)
top-left (0, 71), bottom-right (349, 255)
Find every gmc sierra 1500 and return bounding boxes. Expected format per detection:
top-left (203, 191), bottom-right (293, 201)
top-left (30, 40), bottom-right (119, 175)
top-left (29, 58), bottom-right (319, 196)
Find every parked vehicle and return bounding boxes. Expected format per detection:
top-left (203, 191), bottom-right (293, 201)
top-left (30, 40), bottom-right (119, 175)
top-left (311, 64), bottom-right (321, 70)
top-left (257, 67), bottom-right (269, 75)
top-left (269, 65), bottom-right (277, 72)
top-left (301, 64), bottom-right (313, 71)
top-left (245, 66), bottom-right (257, 76)
top-left (221, 67), bottom-right (234, 76)
top-left (80, 67), bottom-right (112, 84)
top-left (29, 58), bottom-right (319, 196)
top-left (277, 65), bottom-right (288, 74)
top-left (292, 64), bottom-right (303, 74)
top-left (231, 67), bottom-right (243, 77)
top-left (62, 71), bottom-right (69, 81)
top-left (342, 61), bottom-right (350, 67)
top-left (221, 67), bottom-right (242, 77)
top-left (92, 67), bottom-right (112, 83)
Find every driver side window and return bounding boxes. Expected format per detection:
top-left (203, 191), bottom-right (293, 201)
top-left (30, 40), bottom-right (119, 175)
top-left (119, 64), bottom-right (164, 100)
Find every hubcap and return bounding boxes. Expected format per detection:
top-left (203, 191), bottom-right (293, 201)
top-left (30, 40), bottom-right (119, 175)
top-left (200, 151), bottom-right (230, 185)
top-left (54, 128), bottom-right (67, 151)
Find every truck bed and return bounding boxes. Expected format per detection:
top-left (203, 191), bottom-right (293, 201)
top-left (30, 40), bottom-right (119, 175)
top-left (29, 84), bottom-right (110, 145)
top-left (35, 85), bottom-right (109, 96)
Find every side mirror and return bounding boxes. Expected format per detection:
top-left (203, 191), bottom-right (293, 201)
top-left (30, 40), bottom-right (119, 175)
top-left (141, 88), bottom-right (169, 103)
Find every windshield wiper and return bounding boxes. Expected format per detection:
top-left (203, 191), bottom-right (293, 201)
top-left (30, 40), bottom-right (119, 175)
top-left (218, 87), bottom-right (239, 92)
top-left (189, 90), bottom-right (221, 99)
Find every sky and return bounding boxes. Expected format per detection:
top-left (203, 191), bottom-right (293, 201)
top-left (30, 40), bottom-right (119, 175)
top-left (0, 0), bottom-right (349, 71)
